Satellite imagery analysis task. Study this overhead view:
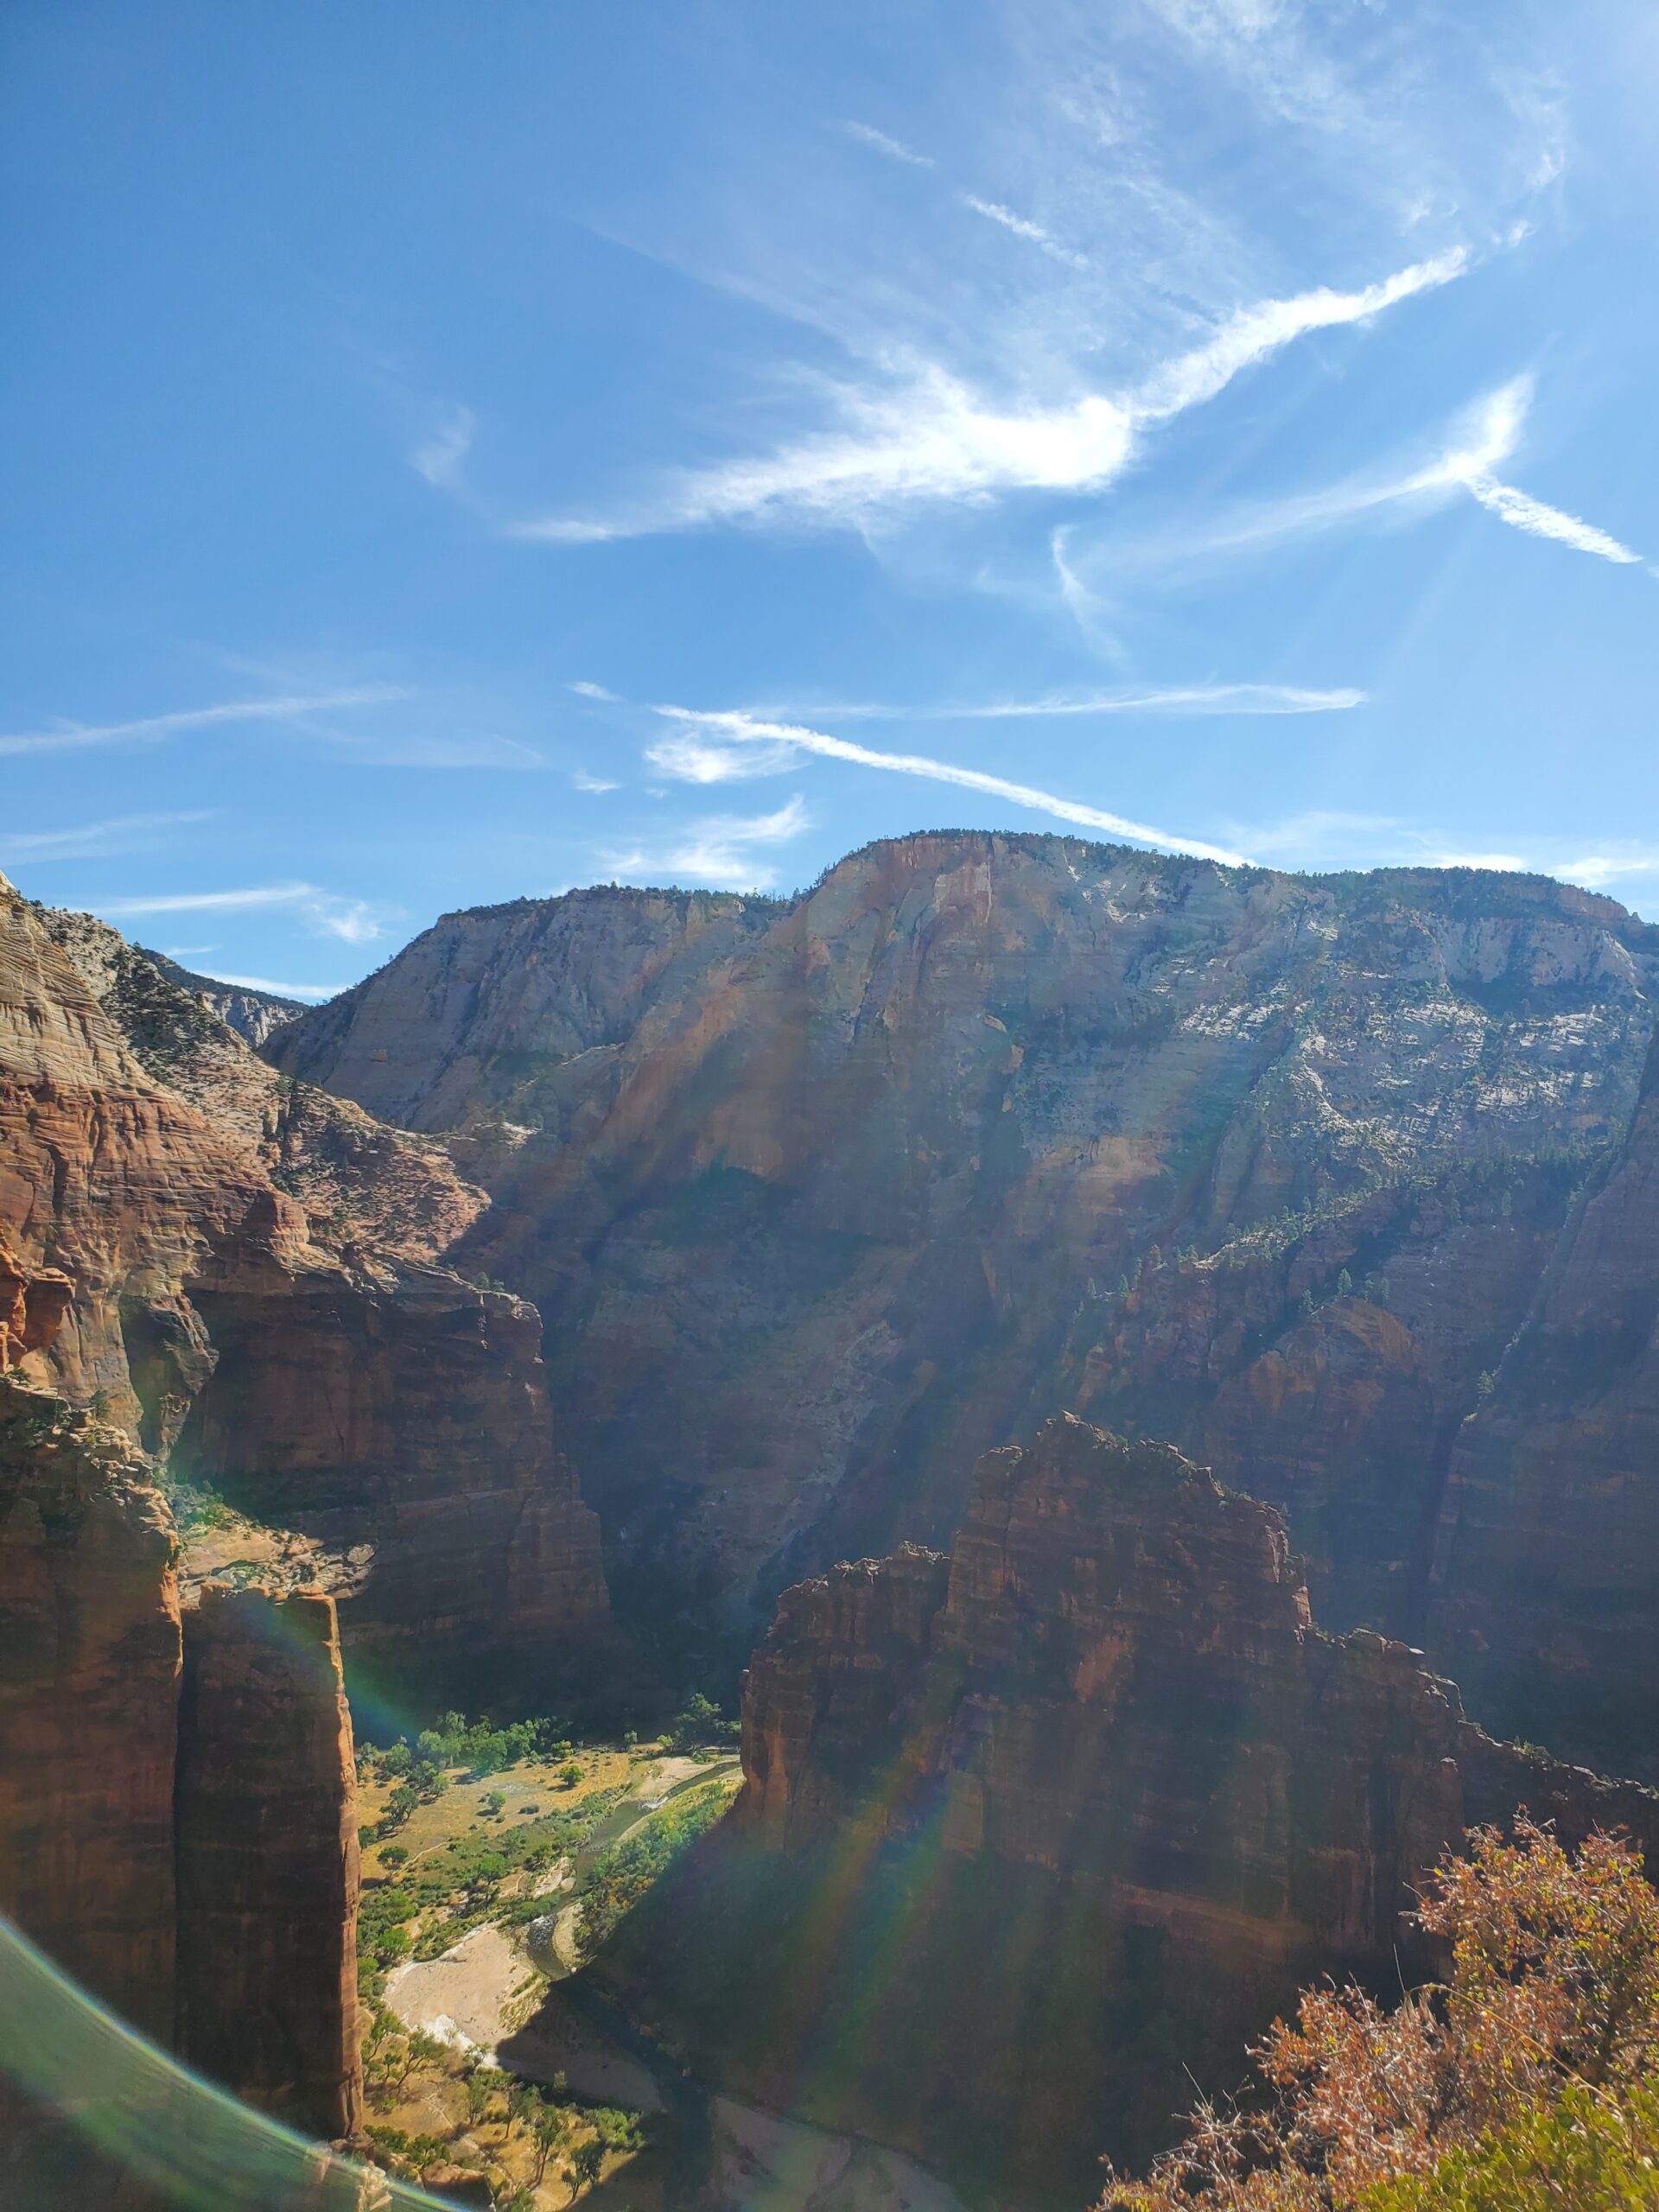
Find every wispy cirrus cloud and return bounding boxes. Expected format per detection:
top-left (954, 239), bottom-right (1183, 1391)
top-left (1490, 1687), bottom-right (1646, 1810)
top-left (1085, 375), bottom-right (1643, 578)
top-left (961, 195), bottom-right (1088, 270)
top-left (1134, 251), bottom-right (1467, 423)
top-left (842, 121), bottom-right (933, 168)
top-left (1458, 473), bottom-right (1640, 565)
top-left (0, 686), bottom-right (410, 760)
top-left (568, 680), bottom-right (620, 702)
top-left (1224, 808), bottom-right (1659, 899)
top-left (410, 405), bottom-right (475, 490)
top-left (188, 970), bottom-right (348, 1001)
top-left (95, 882), bottom-right (390, 944)
top-left (512, 248), bottom-right (1466, 542)
top-left (601, 794), bottom-right (809, 890)
top-left (0, 810), bottom-right (214, 863)
top-left (767, 683), bottom-right (1364, 721)
top-left (572, 769), bottom-right (620, 793)
top-left (649, 707), bottom-right (1248, 867)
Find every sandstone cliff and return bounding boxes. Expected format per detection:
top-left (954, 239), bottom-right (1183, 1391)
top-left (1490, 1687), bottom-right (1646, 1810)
top-left (0, 1371), bottom-right (181, 2043)
top-left (1429, 1028), bottom-right (1659, 1777)
top-left (176, 1585), bottom-right (362, 2138)
top-left (0, 1357), bottom-right (361, 2138)
top-left (269, 836), bottom-right (1659, 1687)
top-left (599, 1415), bottom-right (1659, 2205)
top-left (267, 884), bottom-right (779, 1135)
top-left (0, 876), bottom-right (610, 1689)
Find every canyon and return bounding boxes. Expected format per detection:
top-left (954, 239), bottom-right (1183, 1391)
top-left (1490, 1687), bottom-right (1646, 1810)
top-left (11, 827), bottom-right (1659, 2203)
top-left (270, 832), bottom-right (1659, 1773)
top-left (595, 1414), bottom-right (1659, 2205)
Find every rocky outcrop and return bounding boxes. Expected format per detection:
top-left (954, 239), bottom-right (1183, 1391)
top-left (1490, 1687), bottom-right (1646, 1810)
top-left (0, 1374), bottom-right (182, 2042)
top-left (176, 1586), bottom-right (362, 2138)
top-left (170, 1270), bottom-right (611, 1681)
top-left (0, 1236), bottom-right (72, 1376)
top-left (601, 1415), bottom-right (1659, 2204)
top-left (1430, 1033), bottom-right (1659, 1778)
top-left (35, 901), bottom-right (486, 1271)
top-left (0, 876), bottom-right (611, 1688)
top-left (267, 884), bottom-right (779, 1135)
top-left (0, 1370), bottom-right (361, 2135)
top-left (270, 836), bottom-right (1659, 1676)
top-left (140, 950), bottom-right (302, 1048)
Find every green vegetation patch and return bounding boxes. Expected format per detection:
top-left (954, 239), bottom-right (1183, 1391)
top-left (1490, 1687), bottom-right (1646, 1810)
top-left (581, 1776), bottom-right (738, 1956)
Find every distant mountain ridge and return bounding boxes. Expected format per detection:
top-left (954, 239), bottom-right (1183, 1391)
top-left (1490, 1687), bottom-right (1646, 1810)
top-left (139, 949), bottom-right (306, 1046)
top-left (269, 830), bottom-right (1659, 1769)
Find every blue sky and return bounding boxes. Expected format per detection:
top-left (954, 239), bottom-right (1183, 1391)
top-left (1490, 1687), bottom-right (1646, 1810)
top-left (4, 2), bottom-right (1658, 997)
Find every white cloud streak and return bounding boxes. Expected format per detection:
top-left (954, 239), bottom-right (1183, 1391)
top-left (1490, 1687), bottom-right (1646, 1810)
top-left (784, 683), bottom-right (1365, 721)
top-left (602, 795), bottom-right (809, 890)
top-left (843, 121), bottom-right (933, 168)
top-left (651, 708), bottom-right (1248, 867)
top-left (567, 680), bottom-right (620, 701)
top-left (97, 883), bottom-right (323, 917)
top-left (95, 882), bottom-right (389, 944)
top-left (961, 195), bottom-right (1088, 270)
top-left (1458, 473), bottom-right (1641, 564)
top-left (572, 769), bottom-right (620, 793)
top-left (0, 811), bottom-right (214, 863)
top-left (410, 406), bottom-right (475, 489)
top-left (512, 249), bottom-right (1466, 541)
top-left (1131, 249), bottom-right (1466, 422)
top-left (1225, 810), bottom-right (1659, 898)
top-left (0, 687), bottom-right (411, 760)
top-left (1101, 375), bottom-right (1644, 574)
top-left (190, 971), bottom-right (348, 1001)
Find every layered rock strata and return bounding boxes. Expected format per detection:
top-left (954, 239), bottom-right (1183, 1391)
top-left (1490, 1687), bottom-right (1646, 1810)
top-left (0, 1361), bottom-right (361, 2138)
top-left (0, 876), bottom-right (610, 1687)
top-left (602, 1416), bottom-right (1659, 2204)
top-left (270, 836), bottom-right (1659, 1686)
top-left (0, 1374), bottom-right (182, 2042)
top-left (1430, 1032), bottom-right (1659, 1777)
top-left (0, 1236), bottom-right (72, 1377)
top-left (175, 1586), bottom-right (362, 2137)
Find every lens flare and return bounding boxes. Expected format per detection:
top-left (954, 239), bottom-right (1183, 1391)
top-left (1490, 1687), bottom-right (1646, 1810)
top-left (0, 1911), bottom-right (457, 2209)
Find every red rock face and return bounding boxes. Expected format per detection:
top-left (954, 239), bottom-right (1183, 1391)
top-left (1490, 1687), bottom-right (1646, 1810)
top-left (741, 1418), bottom-right (1469, 1937)
top-left (268, 837), bottom-right (1659, 1694)
top-left (0, 1376), bottom-right (183, 2043)
top-left (607, 1415), bottom-right (1659, 2204)
top-left (0, 1236), bottom-right (73, 1375)
top-left (0, 875), bottom-right (611, 1686)
top-left (0, 1373), bottom-right (362, 2139)
top-left (1430, 1036), bottom-right (1659, 1777)
top-left (176, 1586), bottom-right (363, 2139)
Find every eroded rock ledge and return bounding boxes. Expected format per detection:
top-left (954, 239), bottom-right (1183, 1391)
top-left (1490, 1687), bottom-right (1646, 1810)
top-left (0, 1349), bottom-right (362, 2142)
top-left (602, 1414), bottom-right (1659, 2206)
top-left (0, 873), bottom-right (612, 1696)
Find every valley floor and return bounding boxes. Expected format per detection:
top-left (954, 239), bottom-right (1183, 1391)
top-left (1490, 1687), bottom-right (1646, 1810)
top-left (357, 1740), bottom-right (971, 2212)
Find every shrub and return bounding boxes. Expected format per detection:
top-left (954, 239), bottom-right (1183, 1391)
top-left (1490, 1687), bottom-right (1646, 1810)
top-left (1099, 1822), bottom-right (1659, 2211)
top-left (1368, 2083), bottom-right (1659, 2210)
top-left (662, 1693), bottom-right (740, 1753)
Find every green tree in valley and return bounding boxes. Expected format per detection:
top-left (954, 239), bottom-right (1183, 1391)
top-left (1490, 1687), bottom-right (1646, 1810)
top-left (569, 2139), bottom-right (606, 2202)
top-left (532, 2102), bottom-right (569, 2185)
